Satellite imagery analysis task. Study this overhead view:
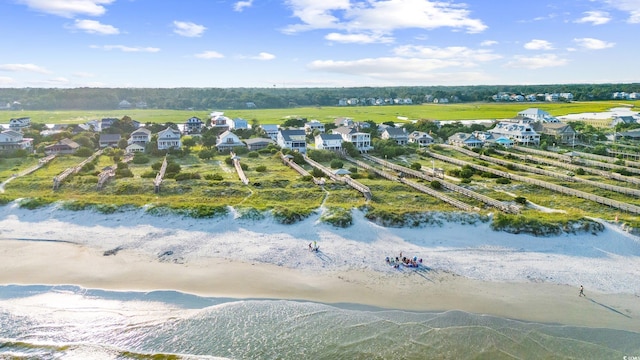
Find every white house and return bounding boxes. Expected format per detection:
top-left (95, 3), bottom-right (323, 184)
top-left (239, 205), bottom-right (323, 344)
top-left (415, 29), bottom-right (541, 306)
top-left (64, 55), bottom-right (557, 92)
top-left (260, 124), bottom-right (279, 140)
top-left (408, 131), bottom-right (434, 146)
top-left (128, 127), bottom-right (151, 146)
top-left (277, 129), bottom-right (307, 153)
top-left (304, 119), bottom-right (325, 134)
top-left (9, 117), bottom-right (31, 131)
top-left (489, 120), bottom-right (540, 146)
top-left (0, 130), bottom-right (33, 151)
top-left (332, 126), bottom-right (372, 152)
top-left (157, 127), bottom-right (182, 150)
top-left (125, 143), bottom-right (146, 153)
top-left (216, 130), bottom-right (245, 152)
top-left (517, 108), bottom-right (559, 123)
top-left (314, 133), bottom-right (343, 150)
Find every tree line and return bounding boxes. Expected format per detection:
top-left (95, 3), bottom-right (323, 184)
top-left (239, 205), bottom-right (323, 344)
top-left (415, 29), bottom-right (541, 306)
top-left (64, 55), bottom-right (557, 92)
top-left (1, 83), bottom-right (638, 111)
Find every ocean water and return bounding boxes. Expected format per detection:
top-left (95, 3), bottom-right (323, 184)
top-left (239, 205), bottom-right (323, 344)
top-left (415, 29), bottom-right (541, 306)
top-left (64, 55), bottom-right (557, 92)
top-left (1, 285), bottom-right (639, 360)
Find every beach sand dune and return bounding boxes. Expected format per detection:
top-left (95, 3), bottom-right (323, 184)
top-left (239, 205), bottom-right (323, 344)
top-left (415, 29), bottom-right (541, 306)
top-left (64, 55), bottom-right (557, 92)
top-left (1, 204), bottom-right (639, 332)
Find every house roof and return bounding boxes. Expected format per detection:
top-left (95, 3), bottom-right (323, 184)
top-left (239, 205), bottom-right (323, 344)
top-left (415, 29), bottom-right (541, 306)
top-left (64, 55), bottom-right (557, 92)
top-left (131, 127), bottom-right (151, 136)
top-left (317, 133), bottom-right (343, 141)
top-left (58, 138), bottom-right (80, 148)
top-left (158, 127), bottom-right (180, 137)
top-left (99, 133), bottom-right (121, 142)
top-left (244, 137), bottom-right (274, 145)
top-left (279, 129), bottom-right (306, 141)
top-left (383, 127), bottom-right (407, 137)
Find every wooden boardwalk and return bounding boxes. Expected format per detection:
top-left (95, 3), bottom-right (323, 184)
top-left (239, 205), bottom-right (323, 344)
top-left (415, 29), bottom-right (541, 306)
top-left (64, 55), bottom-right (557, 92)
top-left (425, 146), bottom-right (640, 215)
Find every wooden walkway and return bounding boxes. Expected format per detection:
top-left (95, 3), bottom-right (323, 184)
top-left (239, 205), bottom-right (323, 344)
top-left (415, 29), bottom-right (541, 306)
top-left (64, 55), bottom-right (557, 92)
top-left (425, 147), bottom-right (640, 215)
top-left (303, 154), bottom-right (371, 200)
top-left (347, 156), bottom-right (475, 212)
top-left (279, 153), bottom-right (325, 185)
top-left (230, 152), bottom-right (249, 185)
top-left (53, 150), bottom-right (104, 190)
top-left (360, 155), bottom-right (518, 214)
top-left (154, 155), bottom-right (168, 193)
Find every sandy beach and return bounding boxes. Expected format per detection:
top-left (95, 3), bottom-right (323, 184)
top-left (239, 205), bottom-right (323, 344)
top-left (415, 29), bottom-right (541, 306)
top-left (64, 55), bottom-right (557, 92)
top-left (1, 203), bottom-right (639, 333)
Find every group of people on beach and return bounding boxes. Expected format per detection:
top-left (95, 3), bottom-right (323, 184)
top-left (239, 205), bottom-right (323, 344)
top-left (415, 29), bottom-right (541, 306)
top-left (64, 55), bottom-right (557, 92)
top-left (386, 252), bottom-right (422, 269)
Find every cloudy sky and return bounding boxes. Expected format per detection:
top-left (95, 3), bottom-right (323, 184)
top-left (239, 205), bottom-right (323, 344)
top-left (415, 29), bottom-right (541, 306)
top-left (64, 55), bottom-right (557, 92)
top-left (1, 0), bottom-right (638, 88)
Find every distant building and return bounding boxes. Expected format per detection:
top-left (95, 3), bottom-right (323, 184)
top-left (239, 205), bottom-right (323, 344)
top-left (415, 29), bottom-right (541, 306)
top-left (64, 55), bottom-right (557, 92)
top-left (489, 120), bottom-right (540, 146)
top-left (183, 116), bottom-right (204, 135)
top-left (216, 130), bottom-right (245, 152)
top-left (304, 119), bottom-right (325, 134)
top-left (260, 124), bottom-right (279, 140)
top-left (244, 137), bottom-right (274, 151)
top-left (9, 117), bottom-right (31, 131)
top-left (118, 100), bottom-right (132, 109)
top-left (45, 138), bottom-right (80, 155)
top-left (99, 133), bottom-right (121, 148)
top-left (517, 108), bottom-right (559, 123)
top-left (380, 127), bottom-right (408, 145)
top-left (0, 130), bottom-right (33, 152)
top-left (229, 118), bottom-right (249, 130)
top-left (332, 126), bottom-right (372, 152)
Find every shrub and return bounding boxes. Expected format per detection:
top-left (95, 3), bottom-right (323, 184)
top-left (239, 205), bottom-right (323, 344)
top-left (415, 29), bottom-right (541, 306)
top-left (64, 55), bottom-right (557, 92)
top-left (115, 168), bottom-right (134, 178)
top-left (514, 196), bottom-right (527, 205)
top-left (410, 162), bottom-right (422, 171)
top-left (141, 170), bottom-right (156, 178)
top-left (204, 173), bottom-right (224, 181)
top-left (132, 154), bottom-right (150, 164)
top-left (496, 178), bottom-right (511, 184)
top-left (175, 172), bottom-right (201, 181)
top-left (321, 207), bottom-right (353, 228)
top-left (430, 180), bottom-right (442, 189)
top-left (255, 165), bottom-right (267, 172)
top-left (330, 159), bottom-right (344, 169)
top-left (247, 151), bottom-right (259, 158)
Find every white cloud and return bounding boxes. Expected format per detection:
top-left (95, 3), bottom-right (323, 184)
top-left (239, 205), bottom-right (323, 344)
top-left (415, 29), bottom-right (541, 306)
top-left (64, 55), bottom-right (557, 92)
top-left (72, 19), bottom-right (119, 34)
top-left (72, 72), bottom-right (95, 78)
top-left (504, 54), bottom-right (568, 69)
top-left (195, 51), bottom-right (225, 59)
top-left (575, 11), bottom-right (611, 25)
top-left (0, 77), bottom-right (16, 85)
top-left (307, 57), bottom-right (491, 83)
top-left (173, 21), bottom-right (207, 37)
top-left (283, 0), bottom-right (487, 36)
top-left (599, 0), bottom-right (640, 23)
top-left (0, 63), bottom-right (51, 74)
top-left (392, 45), bottom-right (502, 63)
top-left (307, 44), bottom-right (500, 83)
top-left (234, 0), bottom-right (253, 12)
top-left (325, 32), bottom-right (394, 44)
top-left (524, 39), bottom-right (554, 50)
top-left (480, 40), bottom-right (498, 46)
top-left (17, 0), bottom-right (114, 18)
top-left (90, 45), bottom-right (160, 52)
top-left (253, 52), bottom-right (276, 60)
top-left (573, 37), bottom-right (615, 50)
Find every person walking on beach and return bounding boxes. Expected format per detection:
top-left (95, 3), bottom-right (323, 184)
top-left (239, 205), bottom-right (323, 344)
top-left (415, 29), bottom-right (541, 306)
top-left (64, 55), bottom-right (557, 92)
top-left (579, 285), bottom-right (585, 297)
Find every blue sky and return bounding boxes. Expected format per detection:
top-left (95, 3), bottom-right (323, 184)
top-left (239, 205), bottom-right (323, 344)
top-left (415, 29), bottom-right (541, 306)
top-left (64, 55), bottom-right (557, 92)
top-left (1, 0), bottom-right (639, 88)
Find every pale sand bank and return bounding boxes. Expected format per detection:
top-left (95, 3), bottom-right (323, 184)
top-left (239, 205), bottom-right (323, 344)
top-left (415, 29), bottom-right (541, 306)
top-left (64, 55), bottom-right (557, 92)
top-left (1, 240), bottom-right (638, 333)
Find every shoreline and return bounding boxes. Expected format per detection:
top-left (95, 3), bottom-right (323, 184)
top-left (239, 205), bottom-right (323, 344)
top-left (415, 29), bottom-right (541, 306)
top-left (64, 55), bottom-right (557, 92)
top-left (1, 239), bottom-right (639, 332)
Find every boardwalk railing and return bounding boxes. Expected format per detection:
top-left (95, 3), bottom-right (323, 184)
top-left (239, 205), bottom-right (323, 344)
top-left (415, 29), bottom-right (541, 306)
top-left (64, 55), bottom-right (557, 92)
top-left (230, 152), bottom-right (249, 185)
top-left (424, 147), bottom-right (640, 215)
top-left (303, 154), bottom-right (371, 200)
top-left (513, 146), bottom-right (640, 175)
top-left (279, 153), bottom-right (325, 185)
top-left (53, 149), bottom-right (104, 190)
top-left (361, 155), bottom-right (519, 214)
top-left (347, 157), bottom-right (475, 212)
top-left (154, 155), bottom-right (168, 193)
top-left (449, 145), bottom-right (640, 197)
top-left (97, 165), bottom-right (116, 190)
top-left (497, 149), bottom-right (640, 186)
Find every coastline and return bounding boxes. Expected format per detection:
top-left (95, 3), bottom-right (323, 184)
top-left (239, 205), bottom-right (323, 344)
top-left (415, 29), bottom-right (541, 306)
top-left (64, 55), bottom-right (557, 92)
top-left (1, 203), bottom-right (639, 334)
top-left (1, 238), bottom-right (639, 332)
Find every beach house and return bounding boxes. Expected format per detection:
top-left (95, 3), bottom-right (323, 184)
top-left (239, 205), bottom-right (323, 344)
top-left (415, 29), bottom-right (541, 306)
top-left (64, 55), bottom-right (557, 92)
top-left (277, 129), bottom-right (307, 153)
top-left (157, 127), bottom-right (182, 150)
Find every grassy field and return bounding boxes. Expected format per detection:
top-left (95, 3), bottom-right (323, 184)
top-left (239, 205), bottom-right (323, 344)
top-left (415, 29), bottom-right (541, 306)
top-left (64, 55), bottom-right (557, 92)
top-left (1, 100), bottom-right (634, 126)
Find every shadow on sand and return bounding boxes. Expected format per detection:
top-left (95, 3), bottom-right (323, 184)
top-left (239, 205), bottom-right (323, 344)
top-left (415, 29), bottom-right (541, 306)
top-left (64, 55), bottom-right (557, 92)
top-left (587, 297), bottom-right (632, 319)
